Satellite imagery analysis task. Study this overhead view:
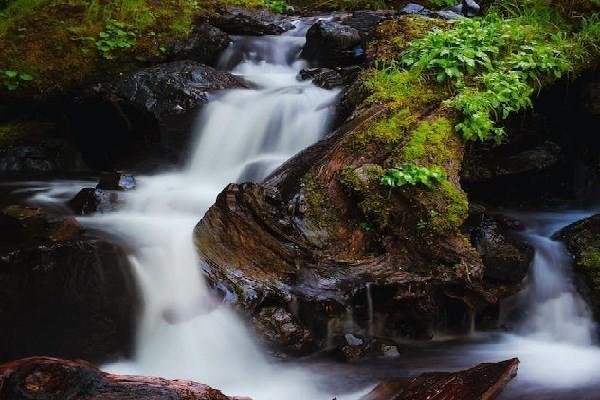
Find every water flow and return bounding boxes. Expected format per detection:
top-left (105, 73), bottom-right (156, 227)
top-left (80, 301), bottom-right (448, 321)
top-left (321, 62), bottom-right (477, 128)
top-left (79, 20), bottom-right (344, 399)
top-left (515, 211), bottom-right (596, 344)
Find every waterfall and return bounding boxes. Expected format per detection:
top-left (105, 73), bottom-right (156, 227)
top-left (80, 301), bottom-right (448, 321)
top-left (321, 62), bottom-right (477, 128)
top-left (516, 212), bottom-right (596, 344)
top-left (80, 19), bottom-right (343, 399)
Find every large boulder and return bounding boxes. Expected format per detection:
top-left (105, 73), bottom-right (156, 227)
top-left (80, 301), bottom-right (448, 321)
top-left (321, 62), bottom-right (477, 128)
top-left (0, 357), bottom-right (250, 400)
top-left (464, 208), bottom-right (533, 285)
top-left (210, 6), bottom-right (294, 36)
top-left (361, 358), bottom-right (518, 400)
top-left (558, 214), bottom-right (600, 319)
top-left (0, 205), bottom-right (139, 363)
top-left (169, 22), bottom-right (230, 65)
top-left (301, 20), bottom-right (363, 67)
top-left (69, 61), bottom-right (250, 171)
top-left (194, 105), bottom-right (500, 355)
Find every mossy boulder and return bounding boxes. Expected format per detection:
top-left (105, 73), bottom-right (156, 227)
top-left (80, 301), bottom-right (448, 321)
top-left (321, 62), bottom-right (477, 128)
top-left (558, 214), bottom-right (600, 319)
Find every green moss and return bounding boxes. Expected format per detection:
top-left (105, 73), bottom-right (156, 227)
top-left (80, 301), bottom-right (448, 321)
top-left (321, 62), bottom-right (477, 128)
top-left (426, 179), bottom-right (469, 235)
top-left (579, 244), bottom-right (600, 291)
top-left (302, 172), bottom-right (339, 233)
top-left (0, 0), bottom-right (267, 97)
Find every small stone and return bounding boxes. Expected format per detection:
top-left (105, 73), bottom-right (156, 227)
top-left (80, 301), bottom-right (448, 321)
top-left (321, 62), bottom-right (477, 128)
top-left (400, 3), bottom-right (430, 15)
top-left (97, 171), bottom-right (136, 191)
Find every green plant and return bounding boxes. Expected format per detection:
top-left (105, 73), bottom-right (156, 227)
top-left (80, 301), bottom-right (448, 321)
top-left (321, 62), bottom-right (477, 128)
top-left (380, 164), bottom-right (446, 189)
top-left (95, 19), bottom-right (137, 60)
top-left (1, 70), bottom-right (32, 90)
top-left (263, 0), bottom-right (294, 13)
top-left (429, 0), bottom-right (457, 7)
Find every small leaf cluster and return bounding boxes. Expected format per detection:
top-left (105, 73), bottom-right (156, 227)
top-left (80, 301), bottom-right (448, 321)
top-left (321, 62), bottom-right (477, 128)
top-left (96, 20), bottom-right (137, 60)
top-left (1, 70), bottom-right (33, 91)
top-left (263, 0), bottom-right (294, 13)
top-left (380, 164), bottom-right (446, 189)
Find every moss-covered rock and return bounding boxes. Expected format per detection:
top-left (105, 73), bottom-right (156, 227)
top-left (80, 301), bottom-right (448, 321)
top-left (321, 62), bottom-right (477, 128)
top-left (559, 214), bottom-right (600, 318)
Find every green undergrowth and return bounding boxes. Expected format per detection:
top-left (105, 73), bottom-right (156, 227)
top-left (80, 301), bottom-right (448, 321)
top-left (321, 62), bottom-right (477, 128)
top-left (339, 0), bottom-right (599, 239)
top-left (0, 0), bottom-right (265, 97)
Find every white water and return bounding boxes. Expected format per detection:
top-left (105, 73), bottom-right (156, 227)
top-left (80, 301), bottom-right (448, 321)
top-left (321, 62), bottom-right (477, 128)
top-left (73, 20), bottom-right (348, 399)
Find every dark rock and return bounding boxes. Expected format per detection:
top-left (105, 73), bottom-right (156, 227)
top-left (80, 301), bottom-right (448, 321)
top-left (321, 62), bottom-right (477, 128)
top-left (466, 211), bottom-right (534, 285)
top-left (399, 3), bottom-right (430, 16)
top-left (253, 307), bottom-right (316, 355)
top-left (360, 358), bottom-right (519, 400)
top-left (301, 20), bottom-right (363, 67)
top-left (343, 10), bottom-right (393, 36)
top-left (97, 171), bottom-right (136, 191)
top-left (432, 10), bottom-right (465, 19)
top-left (194, 109), bottom-right (495, 354)
top-left (0, 138), bottom-right (85, 174)
top-left (210, 6), bottom-right (294, 36)
top-left (462, 0), bottom-right (481, 17)
top-left (0, 357), bottom-right (249, 400)
top-left (68, 188), bottom-right (118, 215)
top-left (70, 61), bottom-right (249, 171)
top-left (333, 335), bottom-right (400, 362)
top-left (558, 214), bottom-right (600, 319)
top-left (0, 230), bottom-right (139, 363)
top-left (299, 66), bottom-right (361, 89)
top-left (0, 205), bottom-right (82, 244)
top-left (466, 141), bottom-right (563, 183)
top-left (170, 23), bottom-right (230, 65)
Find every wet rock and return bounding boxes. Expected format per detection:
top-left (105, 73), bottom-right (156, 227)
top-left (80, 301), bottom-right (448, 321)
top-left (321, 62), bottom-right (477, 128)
top-left (299, 66), bottom-right (361, 89)
top-left (301, 21), bottom-right (363, 67)
top-left (97, 171), bottom-right (136, 191)
top-left (432, 9), bottom-right (465, 19)
top-left (0, 138), bottom-right (85, 174)
top-left (170, 22), bottom-right (230, 65)
top-left (558, 214), bottom-right (600, 318)
top-left (0, 357), bottom-right (249, 400)
top-left (70, 61), bottom-right (249, 171)
top-left (253, 307), bottom-right (316, 355)
top-left (332, 335), bottom-right (399, 362)
top-left (194, 105), bottom-right (491, 353)
top-left (399, 3), bottom-right (430, 16)
top-left (465, 210), bottom-right (534, 285)
top-left (464, 141), bottom-right (562, 183)
top-left (343, 10), bottom-right (394, 37)
top-left (360, 358), bottom-right (519, 400)
top-left (462, 0), bottom-right (481, 17)
top-left (210, 6), bottom-right (294, 36)
top-left (0, 209), bottom-right (139, 363)
top-left (68, 188), bottom-right (118, 215)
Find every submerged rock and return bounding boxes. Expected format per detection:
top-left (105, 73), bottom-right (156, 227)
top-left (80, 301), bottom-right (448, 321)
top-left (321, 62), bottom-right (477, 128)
top-left (0, 357), bottom-right (250, 400)
top-left (299, 66), bottom-right (361, 89)
top-left (70, 61), bottom-right (249, 170)
top-left (210, 6), bottom-right (294, 36)
top-left (0, 207), bottom-right (139, 363)
top-left (68, 188), bottom-right (118, 215)
top-left (361, 358), bottom-right (519, 400)
top-left (301, 21), bottom-right (363, 67)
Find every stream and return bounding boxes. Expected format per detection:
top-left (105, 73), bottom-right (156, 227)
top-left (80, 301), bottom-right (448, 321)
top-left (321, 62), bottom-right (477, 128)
top-left (4, 16), bottom-right (600, 400)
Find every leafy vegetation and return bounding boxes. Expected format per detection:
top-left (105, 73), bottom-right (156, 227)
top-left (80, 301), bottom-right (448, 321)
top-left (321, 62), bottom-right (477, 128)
top-left (263, 0), bottom-right (294, 13)
top-left (95, 19), bottom-right (137, 60)
top-left (428, 0), bottom-right (457, 8)
top-left (399, 8), bottom-right (599, 142)
top-left (380, 164), bottom-right (445, 189)
top-left (1, 70), bottom-right (33, 91)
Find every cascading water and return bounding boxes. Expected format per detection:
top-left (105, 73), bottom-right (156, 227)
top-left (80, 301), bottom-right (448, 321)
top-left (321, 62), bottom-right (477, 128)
top-left (70, 19), bottom-right (351, 400)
